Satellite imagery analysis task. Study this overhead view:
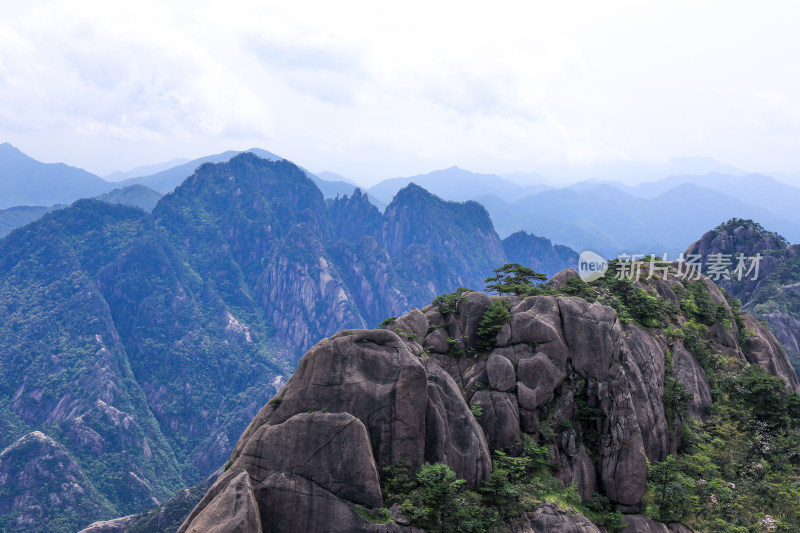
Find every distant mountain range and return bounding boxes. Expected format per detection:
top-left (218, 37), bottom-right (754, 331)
top-left (531, 155), bottom-right (749, 183)
top-left (0, 144), bottom-right (379, 236)
top-left (0, 143), bottom-right (112, 209)
top-left (365, 166), bottom-right (551, 204)
top-left (476, 182), bottom-right (800, 258)
top-left (5, 142), bottom-right (800, 259)
top-left (355, 167), bottom-right (800, 258)
top-left (104, 158), bottom-right (191, 182)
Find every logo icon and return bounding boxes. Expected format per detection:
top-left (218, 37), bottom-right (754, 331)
top-left (579, 251), bottom-right (607, 282)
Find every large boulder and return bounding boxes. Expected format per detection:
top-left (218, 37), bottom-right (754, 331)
top-left (547, 268), bottom-right (580, 288)
top-left (517, 352), bottom-right (566, 406)
top-left (470, 390), bottom-right (522, 454)
top-left (250, 472), bottom-right (406, 533)
top-left (392, 308), bottom-right (429, 341)
top-left (505, 503), bottom-right (601, 532)
top-left (455, 291), bottom-right (493, 346)
top-left (179, 468), bottom-right (261, 533)
top-left (487, 352), bottom-right (516, 391)
top-left (423, 327), bottom-right (450, 354)
top-left (557, 297), bottom-right (621, 381)
top-left (231, 412), bottom-right (382, 507)
top-left (510, 297), bottom-right (570, 368)
top-left (231, 329), bottom-right (429, 473)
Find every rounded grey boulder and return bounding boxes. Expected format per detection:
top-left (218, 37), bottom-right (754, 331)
top-left (486, 353), bottom-right (516, 391)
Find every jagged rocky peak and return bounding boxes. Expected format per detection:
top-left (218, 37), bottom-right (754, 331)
top-left (180, 265), bottom-right (799, 532)
top-left (380, 183), bottom-right (500, 256)
top-left (327, 187), bottom-right (383, 242)
top-left (686, 217), bottom-right (790, 257)
top-left (378, 183), bottom-right (506, 304)
top-left (684, 218), bottom-right (800, 359)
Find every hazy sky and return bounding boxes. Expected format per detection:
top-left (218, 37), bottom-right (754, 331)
top-left (2, 1), bottom-right (800, 185)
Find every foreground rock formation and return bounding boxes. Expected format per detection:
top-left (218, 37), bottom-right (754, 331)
top-left (176, 266), bottom-right (798, 532)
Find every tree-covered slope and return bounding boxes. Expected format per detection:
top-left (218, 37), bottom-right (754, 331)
top-left (0, 202), bottom-right (185, 530)
top-left (0, 200), bottom-right (289, 532)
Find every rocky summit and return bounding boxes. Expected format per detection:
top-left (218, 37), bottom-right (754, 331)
top-left (685, 218), bottom-right (800, 377)
top-left (175, 263), bottom-right (800, 532)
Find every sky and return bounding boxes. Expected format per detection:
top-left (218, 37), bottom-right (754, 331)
top-left (2, 1), bottom-right (800, 186)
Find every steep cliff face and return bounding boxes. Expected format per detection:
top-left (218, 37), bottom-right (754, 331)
top-left (327, 188), bottom-right (383, 242)
top-left (327, 236), bottom-right (409, 327)
top-left (152, 156), bottom-right (574, 355)
top-left (180, 265), bottom-right (800, 532)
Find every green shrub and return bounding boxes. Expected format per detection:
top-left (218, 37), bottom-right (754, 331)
top-left (645, 455), bottom-right (699, 523)
top-left (560, 277), bottom-right (597, 301)
top-left (393, 327), bottom-right (417, 340)
top-left (663, 376), bottom-right (692, 436)
top-left (354, 506), bottom-right (392, 523)
top-left (397, 463), bottom-right (499, 531)
top-left (680, 280), bottom-right (727, 326)
top-left (433, 287), bottom-right (473, 315)
top-left (678, 320), bottom-right (713, 371)
top-left (475, 300), bottom-right (511, 352)
top-left (376, 316), bottom-right (397, 329)
top-left (470, 402), bottom-right (484, 420)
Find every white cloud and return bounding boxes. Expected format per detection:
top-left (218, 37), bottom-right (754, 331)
top-left (2, 0), bottom-right (800, 182)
